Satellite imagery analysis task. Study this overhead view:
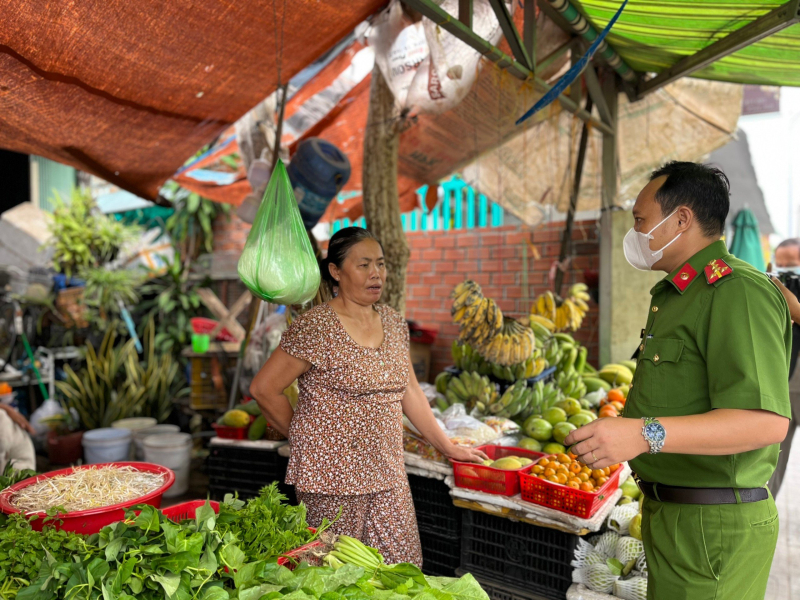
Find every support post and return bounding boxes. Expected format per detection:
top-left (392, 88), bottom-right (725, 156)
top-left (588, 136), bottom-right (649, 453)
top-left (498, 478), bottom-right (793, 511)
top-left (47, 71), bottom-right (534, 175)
top-left (554, 96), bottom-right (592, 294)
top-left (459, 0), bottom-right (472, 27)
top-left (524, 0), bottom-right (537, 71)
top-left (362, 65), bottom-right (410, 314)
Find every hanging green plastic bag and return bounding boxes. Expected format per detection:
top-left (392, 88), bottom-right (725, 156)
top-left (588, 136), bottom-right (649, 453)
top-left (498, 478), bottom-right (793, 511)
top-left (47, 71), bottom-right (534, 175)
top-left (238, 160), bottom-right (320, 305)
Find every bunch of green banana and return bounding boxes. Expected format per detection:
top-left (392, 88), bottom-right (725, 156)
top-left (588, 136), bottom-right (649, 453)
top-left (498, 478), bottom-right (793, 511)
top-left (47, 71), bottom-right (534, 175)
top-left (557, 368), bottom-right (587, 400)
top-left (481, 317), bottom-right (537, 367)
top-left (598, 363), bottom-right (634, 386)
top-left (451, 280), bottom-right (504, 349)
top-left (516, 381), bottom-right (564, 424)
top-left (452, 341), bottom-right (492, 376)
top-left (486, 380), bottom-right (529, 418)
top-left (444, 370), bottom-right (498, 413)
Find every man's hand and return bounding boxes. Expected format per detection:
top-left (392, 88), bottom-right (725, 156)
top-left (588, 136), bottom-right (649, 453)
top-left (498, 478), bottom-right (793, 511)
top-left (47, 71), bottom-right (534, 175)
top-left (0, 404), bottom-right (36, 435)
top-left (564, 417), bottom-right (648, 470)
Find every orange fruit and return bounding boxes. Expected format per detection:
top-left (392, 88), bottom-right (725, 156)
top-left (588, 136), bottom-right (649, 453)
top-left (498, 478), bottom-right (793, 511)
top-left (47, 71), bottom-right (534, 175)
top-left (607, 389), bottom-right (625, 404)
top-left (603, 467), bottom-right (611, 476)
top-left (609, 401), bottom-right (625, 413)
top-left (547, 475), bottom-right (560, 483)
top-left (596, 476), bottom-right (609, 486)
top-left (569, 481), bottom-right (581, 490)
top-left (538, 458), bottom-right (550, 467)
top-left (568, 451), bottom-right (578, 460)
top-left (544, 468), bottom-right (556, 478)
top-left (557, 453), bottom-right (572, 464)
top-left (556, 473), bottom-right (568, 484)
top-left (578, 472), bottom-right (590, 482)
top-left (609, 464), bottom-right (621, 473)
top-left (547, 460), bottom-right (560, 470)
top-left (532, 465), bottom-right (545, 474)
top-left (569, 462), bottom-right (582, 474)
top-left (580, 482), bottom-right (594, 492)
top-left (592, 469), bottom-right (605, 480)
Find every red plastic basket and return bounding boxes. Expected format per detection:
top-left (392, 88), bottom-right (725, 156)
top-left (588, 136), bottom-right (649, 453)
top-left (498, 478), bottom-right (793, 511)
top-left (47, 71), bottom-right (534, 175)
top-left (519, 457), bottom-right (624, 518)
top-left (162, 500), bottom-right (321, 570)
top-left (162, 500), bottom-right (221, 522)
top-left (191, 317), bottom-right (237, 342)
top-left (212, 415), bottom-right (256, 439)
top-left (451, 446), bottom-right (544, 496)
top-left (0, 462), bottom-right (175, 534)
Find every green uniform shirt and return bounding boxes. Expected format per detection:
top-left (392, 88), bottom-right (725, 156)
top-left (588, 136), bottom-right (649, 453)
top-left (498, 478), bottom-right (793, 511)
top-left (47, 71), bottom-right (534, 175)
top-left (625, 240), bottom-right (792, 488)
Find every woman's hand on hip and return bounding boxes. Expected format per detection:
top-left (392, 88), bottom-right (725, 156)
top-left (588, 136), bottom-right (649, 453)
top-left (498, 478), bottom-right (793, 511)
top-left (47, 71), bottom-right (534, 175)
top-left (445, 444), bottom-right (489, 464)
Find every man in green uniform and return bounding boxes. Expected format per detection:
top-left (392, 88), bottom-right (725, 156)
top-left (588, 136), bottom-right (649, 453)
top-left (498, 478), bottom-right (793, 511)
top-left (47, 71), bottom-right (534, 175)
top-left (566, 161), bottom-right (791, 600)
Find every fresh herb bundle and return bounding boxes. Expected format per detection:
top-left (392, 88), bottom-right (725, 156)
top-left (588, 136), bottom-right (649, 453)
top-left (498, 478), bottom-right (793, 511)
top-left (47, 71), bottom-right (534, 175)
top-left (216, 484), bottom-right (327, 563)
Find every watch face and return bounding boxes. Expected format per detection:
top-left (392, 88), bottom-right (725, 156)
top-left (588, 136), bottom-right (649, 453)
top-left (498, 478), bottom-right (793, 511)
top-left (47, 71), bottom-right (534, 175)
top-left (645, 423), bottom-right (666, 442)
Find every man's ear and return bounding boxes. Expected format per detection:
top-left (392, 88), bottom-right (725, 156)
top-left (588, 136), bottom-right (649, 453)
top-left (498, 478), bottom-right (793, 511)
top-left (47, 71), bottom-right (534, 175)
top-left (676, 206), bottom-right (693, 233)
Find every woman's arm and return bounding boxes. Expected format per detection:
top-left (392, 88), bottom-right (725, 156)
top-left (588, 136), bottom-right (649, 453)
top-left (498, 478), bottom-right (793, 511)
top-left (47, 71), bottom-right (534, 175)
top-left (401, 356), bottom-right (487, 464)
top-left (249, 347), bottom-right (310, 437)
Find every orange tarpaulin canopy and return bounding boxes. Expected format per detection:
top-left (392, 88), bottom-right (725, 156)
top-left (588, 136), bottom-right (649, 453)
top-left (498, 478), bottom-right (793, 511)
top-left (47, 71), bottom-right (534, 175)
top-left (0, 0), bottom-right (385, 200)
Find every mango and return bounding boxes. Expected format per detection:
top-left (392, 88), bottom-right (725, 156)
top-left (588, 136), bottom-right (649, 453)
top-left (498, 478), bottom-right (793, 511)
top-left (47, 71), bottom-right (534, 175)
top-left (491, 457), bottom-right (523, 470)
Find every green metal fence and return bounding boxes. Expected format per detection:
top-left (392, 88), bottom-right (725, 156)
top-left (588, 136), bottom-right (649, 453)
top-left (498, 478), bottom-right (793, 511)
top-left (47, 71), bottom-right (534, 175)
top-left (330, 176), bottom-right (505, 234)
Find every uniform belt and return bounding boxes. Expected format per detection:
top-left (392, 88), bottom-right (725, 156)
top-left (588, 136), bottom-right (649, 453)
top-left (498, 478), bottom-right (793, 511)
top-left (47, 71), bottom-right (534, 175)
top-left (638, 481), bottom-right (768, 505)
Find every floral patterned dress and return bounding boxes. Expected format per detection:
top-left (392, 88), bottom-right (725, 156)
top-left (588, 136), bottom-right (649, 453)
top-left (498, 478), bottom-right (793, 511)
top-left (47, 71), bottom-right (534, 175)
top-left (279, 302), bottom-right (422, 565)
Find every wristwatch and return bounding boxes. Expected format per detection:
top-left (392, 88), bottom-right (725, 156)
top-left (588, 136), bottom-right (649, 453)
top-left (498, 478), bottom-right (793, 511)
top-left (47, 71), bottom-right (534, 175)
top-left (641, 417), bottom-right (666, 454)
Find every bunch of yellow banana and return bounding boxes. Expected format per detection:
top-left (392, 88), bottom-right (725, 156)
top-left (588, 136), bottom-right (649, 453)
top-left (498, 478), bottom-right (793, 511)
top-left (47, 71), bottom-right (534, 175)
top-left (480, 317), bottom-right (536, 367)
top-left (531, 284), bottom-right (592, 332)
top-left (451, 280), bottom-right (503, 348)
top-left (532, 290), bottom-right (558, 322)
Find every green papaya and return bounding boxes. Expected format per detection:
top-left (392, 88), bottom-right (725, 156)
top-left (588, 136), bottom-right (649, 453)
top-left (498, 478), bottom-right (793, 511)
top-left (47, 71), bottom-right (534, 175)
top-left (234, 402), bottom-right (263, 416)
top-left (248, 415), bottom-right (268, 440)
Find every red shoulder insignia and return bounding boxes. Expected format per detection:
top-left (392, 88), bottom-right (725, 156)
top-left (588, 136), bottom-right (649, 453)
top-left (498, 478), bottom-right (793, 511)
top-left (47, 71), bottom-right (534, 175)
top-left (704, 258), bottom-right (733, 284)
top-left (672, 263), bottom-right (698, 292)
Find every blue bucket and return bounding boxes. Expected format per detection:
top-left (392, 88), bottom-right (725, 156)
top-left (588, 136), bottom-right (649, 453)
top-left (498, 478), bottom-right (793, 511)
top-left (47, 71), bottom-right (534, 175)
top-left (288, 138), bottom-right (351, 229)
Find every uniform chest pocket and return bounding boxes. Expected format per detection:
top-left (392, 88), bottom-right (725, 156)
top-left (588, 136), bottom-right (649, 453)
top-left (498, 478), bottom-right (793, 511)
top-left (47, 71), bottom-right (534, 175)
top-left (636, 338), bottom-right (689, 408)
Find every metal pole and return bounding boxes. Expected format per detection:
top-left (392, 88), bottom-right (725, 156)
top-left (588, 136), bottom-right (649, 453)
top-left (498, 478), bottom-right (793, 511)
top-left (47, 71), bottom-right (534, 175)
top-left (554, 95), bottom-right (593, 294)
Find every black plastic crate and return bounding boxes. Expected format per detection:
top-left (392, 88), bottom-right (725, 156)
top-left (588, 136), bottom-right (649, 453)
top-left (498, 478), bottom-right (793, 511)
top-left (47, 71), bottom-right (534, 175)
top-left (419, 530), bottom-right (460, 577)
top-left (456, 570), bottom-right (560, 600)
top-left (408, 475), bottom-right (462, 537)
top-left (460, 510), bottom-right (578, 599)
top-left (207, 444), bottom-right (296, 504)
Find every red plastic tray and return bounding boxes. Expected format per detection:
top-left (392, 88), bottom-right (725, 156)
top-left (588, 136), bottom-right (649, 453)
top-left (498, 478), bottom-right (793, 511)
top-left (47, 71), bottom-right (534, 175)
top-left (0, 462), bottom-right (175, 534)
top-left (212, 415), bottom-right (256, 439)
top-left (451, 446), bottom-right (544, 496)
top-left (519, 457), bottom-right (624, 518)
top-left (191, 317), bottom-right (237, 342)
top-left (162, 500), bottom-right (322, 569)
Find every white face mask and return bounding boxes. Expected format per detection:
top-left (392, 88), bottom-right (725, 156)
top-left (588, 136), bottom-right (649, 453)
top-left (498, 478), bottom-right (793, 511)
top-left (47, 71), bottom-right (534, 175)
top-left (623, 210), bottom-right (682, 271)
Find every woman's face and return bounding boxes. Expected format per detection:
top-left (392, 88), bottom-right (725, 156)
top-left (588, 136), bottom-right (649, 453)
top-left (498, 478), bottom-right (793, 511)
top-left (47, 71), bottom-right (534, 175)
top-left (330, 239), bottom-right (386, 304)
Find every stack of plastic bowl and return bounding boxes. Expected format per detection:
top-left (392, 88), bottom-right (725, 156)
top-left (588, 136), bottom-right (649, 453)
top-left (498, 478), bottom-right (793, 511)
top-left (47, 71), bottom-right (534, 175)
top-left (143, 433), bottom-right (193, 498)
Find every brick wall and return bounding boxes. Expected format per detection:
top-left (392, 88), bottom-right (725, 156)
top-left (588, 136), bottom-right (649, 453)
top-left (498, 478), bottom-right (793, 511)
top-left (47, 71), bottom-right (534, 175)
top-left (211, 214), bottom-right (601, 378)
top-left (405, 221), bottom-right (600, 380)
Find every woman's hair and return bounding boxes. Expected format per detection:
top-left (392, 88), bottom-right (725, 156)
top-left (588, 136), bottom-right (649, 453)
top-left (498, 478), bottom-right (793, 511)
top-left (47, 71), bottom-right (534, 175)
top-left (320, 227), bottom-right (383, 295)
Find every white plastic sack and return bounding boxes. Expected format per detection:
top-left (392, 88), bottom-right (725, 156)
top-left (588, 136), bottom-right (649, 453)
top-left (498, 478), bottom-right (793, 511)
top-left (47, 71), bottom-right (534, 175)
top-left (370, 0), bottom-right (512, 115)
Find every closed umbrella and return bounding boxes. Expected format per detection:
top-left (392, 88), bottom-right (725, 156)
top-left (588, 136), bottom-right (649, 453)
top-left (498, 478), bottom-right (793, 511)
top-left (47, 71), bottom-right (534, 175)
top-left (729, 208), bottom-right (765, 271)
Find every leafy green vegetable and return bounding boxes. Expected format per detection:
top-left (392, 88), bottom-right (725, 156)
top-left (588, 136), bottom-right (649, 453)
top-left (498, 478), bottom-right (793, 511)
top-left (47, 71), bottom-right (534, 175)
top-left (216, 484), bottom-right (326, 563)
top-left (0, 464), bottom-right (37, 491)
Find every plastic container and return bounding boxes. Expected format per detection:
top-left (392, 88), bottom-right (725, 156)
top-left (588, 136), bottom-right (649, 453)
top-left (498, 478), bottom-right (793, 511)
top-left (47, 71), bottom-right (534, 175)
top-left (408, 474), bottom-right (462, 538)
top-left (456, 569), bottom-right (564, 600)
top-left (212, 415), bottom-right (255, 440)
top-left (520, 458), bottom-right (624, 519)
top-left (459, 510), bottom-right (579, 600)
top-left (134, 424), bottom-right (181, 460)
top-left (288, 138), bottom-right (351, 229)
top-left (112, 418), bottom-right (158, 459)
top-left (83, 428), bottom-right (133, 464)
top-left (419, 529), bottom-right (461, 577)
top-left (191, 317), bottom-right (237, 342)
top-left (207, 442), bottom-right (295, 503)
top-left (0, 462), bottom-right (175, 534)
top-left (192, 333), bottom-right (210, 354)
top-left (451, 446), bottom-right (543, 496)
top-left (143, 434), bottom-right (192, 498)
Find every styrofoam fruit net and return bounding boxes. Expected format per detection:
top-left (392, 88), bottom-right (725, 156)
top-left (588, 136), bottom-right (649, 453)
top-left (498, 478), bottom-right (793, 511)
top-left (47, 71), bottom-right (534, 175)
top-left (591, 530), bottom-right (621, 558)
top-left (607, 503), bottom-right (640, 535)
top-left (573, 563), bottom-right (620, 594)
top-left (615, 536), bottom-right (645, 565)
top-left (613, 576), bottom-right (648, 600)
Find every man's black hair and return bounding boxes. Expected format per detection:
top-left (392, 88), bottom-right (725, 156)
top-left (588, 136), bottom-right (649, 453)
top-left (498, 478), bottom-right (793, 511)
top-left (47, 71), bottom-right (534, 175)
top-left (777, 238), bottom-right (800, 251)
top-left (649, 161), bottom-right (730, 237)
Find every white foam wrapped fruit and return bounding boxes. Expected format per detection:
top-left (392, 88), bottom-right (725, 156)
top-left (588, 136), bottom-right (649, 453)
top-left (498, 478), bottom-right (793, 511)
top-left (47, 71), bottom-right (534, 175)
top-left (613, 576), bottom-right (648, 600)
